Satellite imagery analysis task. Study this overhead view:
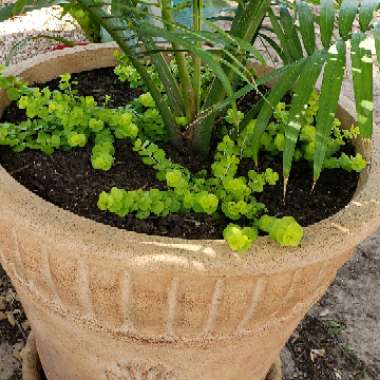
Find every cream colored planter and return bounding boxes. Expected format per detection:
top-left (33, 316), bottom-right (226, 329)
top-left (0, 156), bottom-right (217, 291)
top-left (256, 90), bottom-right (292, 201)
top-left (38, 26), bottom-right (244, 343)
top-left (22, 334), bottom-right (44, 380)
top-left (0, 43), bottom-right (379, 380)
top-left (20, 333), bottom-right (281, 380)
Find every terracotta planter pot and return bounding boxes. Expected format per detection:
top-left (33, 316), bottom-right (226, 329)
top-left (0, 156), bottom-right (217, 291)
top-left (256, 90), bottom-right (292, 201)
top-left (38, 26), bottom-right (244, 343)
top-left (0, 43), bottom-right (379, 380)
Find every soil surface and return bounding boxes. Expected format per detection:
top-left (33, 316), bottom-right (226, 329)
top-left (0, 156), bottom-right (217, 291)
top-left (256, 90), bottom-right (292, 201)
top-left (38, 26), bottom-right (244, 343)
top-left (0, 68), bottom-right (359, 239)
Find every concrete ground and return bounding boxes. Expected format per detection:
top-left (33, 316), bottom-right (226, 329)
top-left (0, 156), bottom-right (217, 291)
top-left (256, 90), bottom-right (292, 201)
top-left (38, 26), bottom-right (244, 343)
top-left (0, 6), bottom-right (379, 380)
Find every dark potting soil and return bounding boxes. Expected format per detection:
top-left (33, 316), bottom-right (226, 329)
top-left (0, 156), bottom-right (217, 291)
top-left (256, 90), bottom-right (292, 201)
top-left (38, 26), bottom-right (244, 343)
top-left (0, 68), bottom-right (359, 239)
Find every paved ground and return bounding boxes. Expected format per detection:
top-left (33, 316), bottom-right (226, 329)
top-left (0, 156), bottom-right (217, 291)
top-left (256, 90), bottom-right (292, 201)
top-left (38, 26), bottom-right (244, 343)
top-left (0, 6), bottom-right (379, 380)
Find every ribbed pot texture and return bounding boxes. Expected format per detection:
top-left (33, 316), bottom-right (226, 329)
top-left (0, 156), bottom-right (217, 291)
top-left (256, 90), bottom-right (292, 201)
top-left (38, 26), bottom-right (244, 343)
top-left (0, 43), bottom-right (379, 380)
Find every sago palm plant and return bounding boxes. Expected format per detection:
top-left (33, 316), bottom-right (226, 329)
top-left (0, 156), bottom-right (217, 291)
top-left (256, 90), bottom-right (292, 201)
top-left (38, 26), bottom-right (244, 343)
top-left (1, 0), bottom-right (380, 251)
top-left (2, 0), bottom-right (380, 185)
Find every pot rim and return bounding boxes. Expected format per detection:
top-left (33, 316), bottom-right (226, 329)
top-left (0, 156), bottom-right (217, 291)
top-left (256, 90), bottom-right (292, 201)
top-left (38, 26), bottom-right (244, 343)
top-left (0, 42), bottom-right (379, 275)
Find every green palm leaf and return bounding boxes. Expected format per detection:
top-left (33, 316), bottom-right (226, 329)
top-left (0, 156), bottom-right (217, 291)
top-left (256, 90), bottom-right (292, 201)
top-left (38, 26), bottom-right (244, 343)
top-left (77, 0), bottom-right (182, 146)
top-left (268, 8), bottom-right (294, 62)
top-left (338, 0), bottom-right (359, 40)
top-left (351, 32), bottom-right (373, 138)
top-left (279, 5), bottom-right (303, 60)
top-left (0, 0), bottom-right (59, 21)
top-left (297, 0), bottom-right (316, 56)
top-left (190, 0), bottom-right (270, 155)
top-left (190, 58), bottom-right (311, 135)
top-left (250, 61), bottom-right (305, 164)
top-left (283, 50), bottom-right (327, 180)
top-left (107, 2), bottom-right (258, 87)
top-left (202, 22), bottom-right (266, 65)
top-left (359, 0), bottom-right (380, 31)
top-left (160, 0), bottom-right (195, 120)
top-left (141, 24), bottom-right (235, 99)
top-left (257, 33), bottom-right (289, 64)
top-left (313, 40), bottom-right (346, 183)
top-left (320, 0), bottom-right (336, 48)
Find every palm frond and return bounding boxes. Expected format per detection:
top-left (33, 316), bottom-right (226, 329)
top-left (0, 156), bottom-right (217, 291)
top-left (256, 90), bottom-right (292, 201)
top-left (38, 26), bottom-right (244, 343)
top-left (313, 40), bottom-right (346, 183)
top-left (250, 60), bottom-right (306, 164)
top-left (188, 58), bottom-right (310, 138)
top-left (265, 0), bottom-right (380, 184)
top-left (283, 50), bottom-right (327, 180)
top-left (160, 0), bottom-right (195, 120)
top-left (191, 0), bottom-right (270, 155)
top-left (296, 0), bottom-right (316, 56)
top-left (267, 8), bottom-right (293, 62)
top-left (351, 32), bottom-right (373, 138)
top-left (320, 0), bottom-right (336, 48)
top-left (279, 5), bottom-right (303, 59)
top-left (338, 0), bottom-right (359, 40)
top-left (77, 0), bottom-right (182, 146)
top-left (359, 0), bottom-right (380, 31)
top-left (0, 0), bottom-right (60, 21)
top-left (257, 32), bottom-right (289, 63)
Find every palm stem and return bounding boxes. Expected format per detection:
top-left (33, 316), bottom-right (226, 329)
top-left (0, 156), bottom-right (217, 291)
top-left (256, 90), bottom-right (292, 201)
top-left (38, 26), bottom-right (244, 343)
top-left (192, 0), bottom-right (202, 113)
top-left (144, 39), bottom-right (186, 116)
top-left (160, 0), bottom-right (195, 121)
top-left (190, 0), bottom-right (270, 156)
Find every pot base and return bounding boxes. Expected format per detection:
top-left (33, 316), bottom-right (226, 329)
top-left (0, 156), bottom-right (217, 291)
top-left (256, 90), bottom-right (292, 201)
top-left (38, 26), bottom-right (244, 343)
top-left (21, 334), bottom-right (45, 380)
top-left (21, 333), bottom-right (282, 380)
